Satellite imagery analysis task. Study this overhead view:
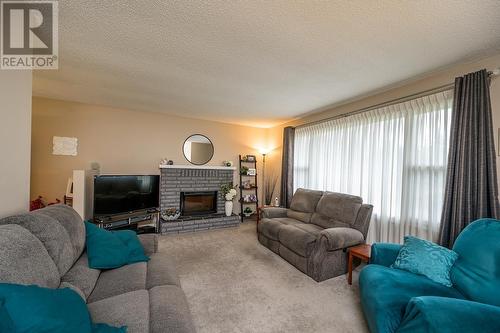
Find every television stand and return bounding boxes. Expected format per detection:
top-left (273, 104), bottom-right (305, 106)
top-left (93, 209), bottom-right (160, 233)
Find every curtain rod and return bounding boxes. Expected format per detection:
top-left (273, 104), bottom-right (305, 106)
top-left (296, 68), bottom-right (499, 129)
top-left (295, 83), bottom-right (454, 129)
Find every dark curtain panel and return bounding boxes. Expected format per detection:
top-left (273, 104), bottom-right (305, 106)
top-left (439, 69), bottom-right (500, 248)
top-left (280, 126), bottom-right (295, 208)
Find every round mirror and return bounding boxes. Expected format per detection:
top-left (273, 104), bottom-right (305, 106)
top-left (183, 134), bottom-right (214, 165)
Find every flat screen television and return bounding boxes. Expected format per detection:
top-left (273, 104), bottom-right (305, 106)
top-left (93, 175), bottom-right (159, 217)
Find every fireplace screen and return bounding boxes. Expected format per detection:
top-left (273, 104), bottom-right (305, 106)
top-left (180, 191), bottom-right (218, 216)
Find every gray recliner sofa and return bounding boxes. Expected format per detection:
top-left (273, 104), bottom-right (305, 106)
top-left (258, 188), bottom-right (373, 282)
top-left (0, 204), bottom-right (195, 333)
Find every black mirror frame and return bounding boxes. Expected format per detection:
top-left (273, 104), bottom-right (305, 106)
top-left (182, 134), bottom-right (214, 165)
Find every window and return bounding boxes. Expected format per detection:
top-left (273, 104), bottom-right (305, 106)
top-left (293, 90), bottom-right (453, 243)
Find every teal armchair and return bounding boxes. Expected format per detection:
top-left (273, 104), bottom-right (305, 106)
top-left (370, 243), bottom-right (401, 267)
top-left (359, 219), bottom-right (500, 333)
top-left (397, 296), bottom-right (500, 333)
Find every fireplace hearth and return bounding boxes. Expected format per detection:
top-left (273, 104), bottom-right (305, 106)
top-left (180, 191), bottom-right (218, 216)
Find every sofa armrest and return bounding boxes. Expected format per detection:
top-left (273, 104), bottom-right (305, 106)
top-left (138, 233), bottom-right (158, 256)
top-left (260, 207), bottom-right (288, 219)
top-left (318, 227), bottom-right (364, 251)
top-left (370, 243), bottom-right (401, 267)
top-left (397, 296), bottom-right (500, 333)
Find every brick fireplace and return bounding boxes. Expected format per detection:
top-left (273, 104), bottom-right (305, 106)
top-left (159, 165), bottom-right (240, 234)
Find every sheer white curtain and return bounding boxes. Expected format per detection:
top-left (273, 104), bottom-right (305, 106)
top-left (293, 90), bottom-right (453, 243)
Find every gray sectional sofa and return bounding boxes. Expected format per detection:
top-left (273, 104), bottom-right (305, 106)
top-left (258, 189), bottom-right (373, 281)
top-left (0, 204), bottom-right (195, 333)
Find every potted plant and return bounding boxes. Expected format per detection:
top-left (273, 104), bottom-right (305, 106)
top-left (220, 183), bottom-right (238, 216)
top-left (243, 207), bottom-right (253, 217)
top-left (240, 166), bottom-right (249, 175)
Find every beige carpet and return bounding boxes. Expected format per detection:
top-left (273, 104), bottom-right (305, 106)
top-left (159, 222), bottom-right (369, 333)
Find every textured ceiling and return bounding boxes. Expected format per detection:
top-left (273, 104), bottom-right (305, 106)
top-left (33, 1), bottom-right (500, 127)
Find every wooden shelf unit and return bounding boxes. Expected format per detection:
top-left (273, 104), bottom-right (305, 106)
top-left (239, 154), bottom-right (259, 222)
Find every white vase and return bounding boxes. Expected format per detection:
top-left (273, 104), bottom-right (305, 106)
top-left (225, 200), bottom-right (233, 217)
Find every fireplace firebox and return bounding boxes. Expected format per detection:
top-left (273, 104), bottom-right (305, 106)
top-left (180, 191), bottom-right (218, 216)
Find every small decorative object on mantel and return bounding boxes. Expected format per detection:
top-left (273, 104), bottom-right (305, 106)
top-left (274, 197), bottom-right (280, 207)
top-left (220, 183), bottom-right (238, 217)
top-left (160, 158), bottom-right (174, 166)
top-left (222, 160), bottom-right (233, 167)
top-left (161, 208), bottom-right (180, 221)
top-left (243, 207), bottom-right (253, 217)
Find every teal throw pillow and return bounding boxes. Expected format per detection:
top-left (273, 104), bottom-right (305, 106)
top-left (391, 236), bottom-right (458, 287)
top-left (0, 300), bottom-right (15, 333)
top-left (0, 283), bottom-right (126, 333)
top-left (85, 222), bottom-right (149, 269)
top-left (92, 324), bottom-right (127, 333)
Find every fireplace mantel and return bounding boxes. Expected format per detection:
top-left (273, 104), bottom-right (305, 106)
top-left (159, 164), bottom-right (236, 170)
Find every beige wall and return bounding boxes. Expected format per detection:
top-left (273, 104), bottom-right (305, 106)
top-left (31, 97), bottom-right (268, 211)
top-left (0, 71), bottom-right (32, 217)
top-left (31, 53), bottom-right (500, 210)
top-left (268, 53), bottom-right (500, 200)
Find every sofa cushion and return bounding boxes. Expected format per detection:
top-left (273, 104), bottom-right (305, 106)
top-left (287, 188), bottom-right (323, 222)
top-left (33, 205), bottom-right (86, 265)
top-left (278, 224), bottom-right (322, 257)
top-left (87, 252), bottom-right (182, 303)
top-left (359, 264), bottom-right (465, 333)
top-left (87, 262), bottom-right (147, 303)
top-left (257, 217), bottom-right (300, 240)
top-left (61, 252), bottom-right (100, 300)
top-left (146, 255), bottom-right (181, 289)
top-left (311, 192), bottom-right (362, 229)
top-left (287, 210), bottom-right (314, 223)
top-left (149, 285), bottom-right (196, 333)
top-left (0, 212), bottom-right (75, 277)
top-left (88, 290), bottom-right (150, 333)
top-left (0, 224), bottom-right (60, 288)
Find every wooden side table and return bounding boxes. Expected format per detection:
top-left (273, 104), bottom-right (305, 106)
top-left (348, 243), bottom-right (371, 285)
